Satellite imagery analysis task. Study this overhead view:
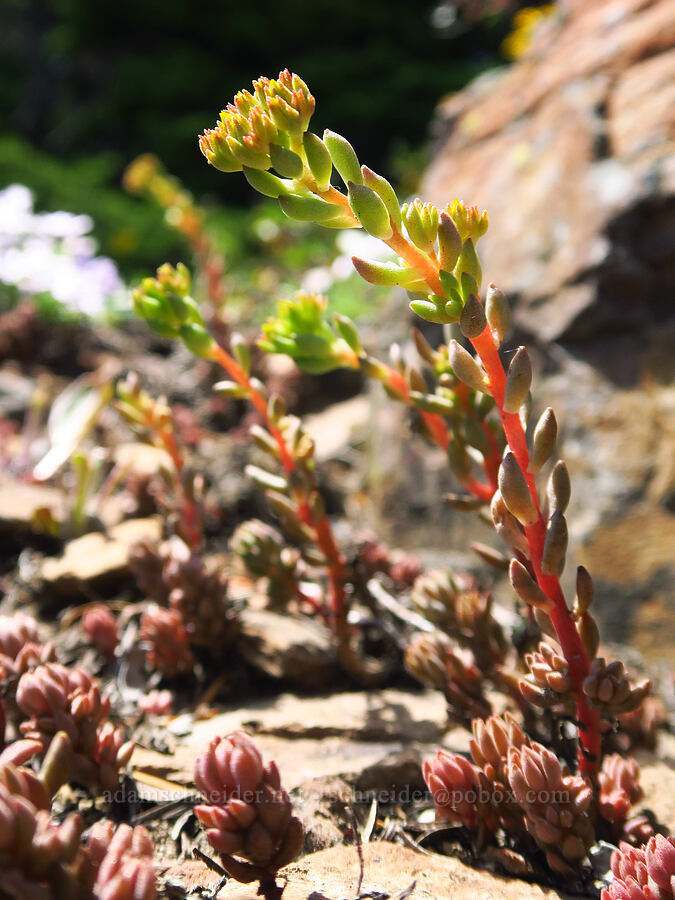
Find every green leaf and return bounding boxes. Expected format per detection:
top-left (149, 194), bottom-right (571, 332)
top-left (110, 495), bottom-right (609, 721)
top-left (323, 129), bottom-right (362, 186)
top-left (303, 133), bottom-right (333, 191)
top-left (361, 166), bottom-right (402, 231)
top-left (269, 142), bottom-right (304, 178)
top-left (279, 192), bottom-right (345, 223)
top-left (243, 166), bottom-right (290, 198)
top-left (347, 182), bottom-right (392, 239)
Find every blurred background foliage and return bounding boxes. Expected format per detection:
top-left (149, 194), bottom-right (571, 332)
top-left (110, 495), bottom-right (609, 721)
top-left (0, 0), bottom-right (542, 283)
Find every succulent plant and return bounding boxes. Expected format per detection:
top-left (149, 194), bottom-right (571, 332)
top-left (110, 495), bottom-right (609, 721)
top-left (139, 689), bottom-right (173, 716)
top-left (139, 606), bottom-right (194, 678)
top-left (193, 731), bottom-right (303, 898)
top-left (0, 613), bottom-right (52, 681)
top-left (92, 823), bottom-right (156, 900)
top-left (131, 536), bottom-right (237, 657)
top-left (16, 663), bottom-right (133, 793)
top-left (81, 606), bottom-right (118, 661)
top-left (603, 835), bottom-right (675, 900)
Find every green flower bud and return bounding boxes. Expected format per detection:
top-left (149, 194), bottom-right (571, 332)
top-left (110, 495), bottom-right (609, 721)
top-left (323, 130), bottom-right (362, 187)
top-left (455, 239), bottom-right (482, 293)
top-left (437, 212), bottom-right (462, 272)
top-left (347, 182), bottom-right (393, 239)
top-left (402, 199), bottom-right (438, 253)
top-left (198, 129), bottom-right (243, 173)
top-left (303, 133), bottom-right (333, 191)
top-left (445, 200), bottom-right (488, 243)
top-left (267, 96), bottom-right (302, 135)
top-left (226, 135), bottom-right (271, 170)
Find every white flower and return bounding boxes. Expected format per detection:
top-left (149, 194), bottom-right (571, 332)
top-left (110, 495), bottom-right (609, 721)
top-left (0, 184), bottom-right (123, 317)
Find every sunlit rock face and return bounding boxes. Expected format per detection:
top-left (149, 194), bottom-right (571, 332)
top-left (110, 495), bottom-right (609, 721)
top-left (422, 0), bottom-right (675, 658)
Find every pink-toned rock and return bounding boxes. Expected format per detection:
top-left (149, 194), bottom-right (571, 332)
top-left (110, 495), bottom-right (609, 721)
top-left (425, 0), bottom-right (675, 345)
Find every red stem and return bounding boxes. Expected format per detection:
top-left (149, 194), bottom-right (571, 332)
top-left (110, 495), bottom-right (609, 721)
top-left (211, 344), bottom-right (348, 635)
top-left (144, 415), bottom-right (202, 552)
top-left (382, 224), bottom-right (601, 776)
top-left (471, 326), bottom-right (601, 778)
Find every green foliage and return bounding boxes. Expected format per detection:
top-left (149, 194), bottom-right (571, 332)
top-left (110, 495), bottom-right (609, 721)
top-left (259, 293), bottom-right (361, 374)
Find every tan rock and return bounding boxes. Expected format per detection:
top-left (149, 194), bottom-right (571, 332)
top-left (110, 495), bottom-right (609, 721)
top-left (237, 608), bottom-right (340, 687)
top-left (39, 516), bottom-right (161, 594)
top-left (209, 841), bottom-right (574, 900)
top-left (0, 475), bottom-right (67, 536)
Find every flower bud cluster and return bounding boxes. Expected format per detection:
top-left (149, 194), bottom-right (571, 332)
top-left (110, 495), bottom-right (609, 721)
top-left (602, 835), bottom-right (675, 900)
top-left (124, 153), bottom-right (204, 249)
top-left (16, 663), bottom-right (134, 792)
top-left (258, 293), bottom-right (361, 375)
top-left (193, 731), bottom-right (303, 886)
top-left (199, 70), bottom-right (314, 174)
top-left (131, 263), bottom-right (215, 358)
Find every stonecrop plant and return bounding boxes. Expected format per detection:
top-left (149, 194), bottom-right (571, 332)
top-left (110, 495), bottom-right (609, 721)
top-left (125, 69), bottom-right (664, 891)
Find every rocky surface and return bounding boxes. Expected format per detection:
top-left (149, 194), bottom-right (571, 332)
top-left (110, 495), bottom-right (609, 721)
top-left (237, 609), bottom-right (341, 688)
top-left (165, 841), bottom-right (576, 900)
top-left (418, 0), bottom-right (675, 662)
top-left (39, 515), bottom-right (162, 594)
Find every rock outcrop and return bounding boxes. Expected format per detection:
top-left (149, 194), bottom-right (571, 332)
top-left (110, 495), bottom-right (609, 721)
top-left (423, 0), bottom-right (675, 658)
